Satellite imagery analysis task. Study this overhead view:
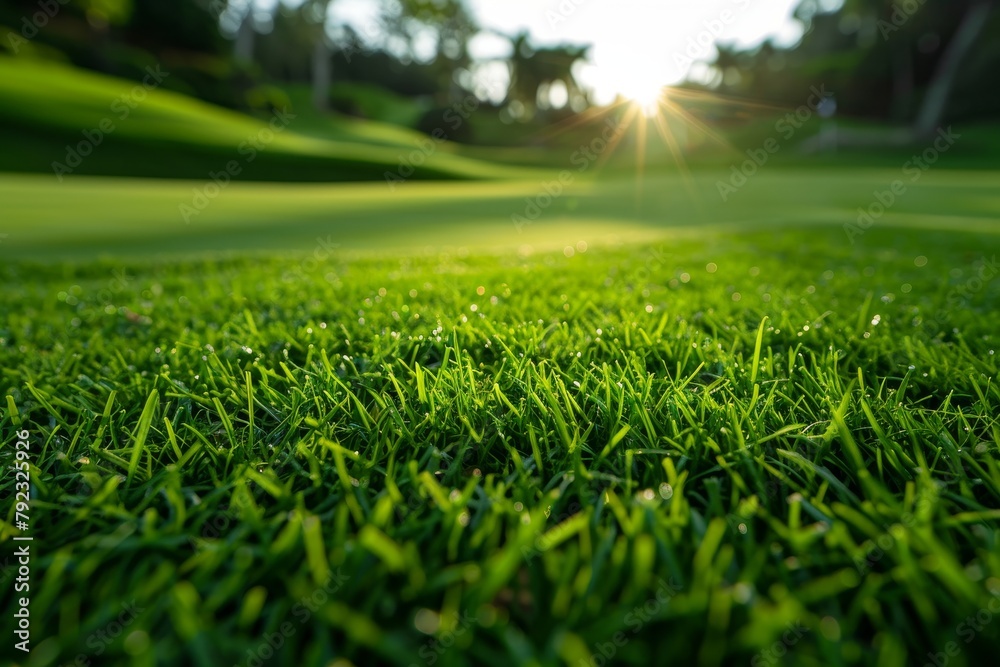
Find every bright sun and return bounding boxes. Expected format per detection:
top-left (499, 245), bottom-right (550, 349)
top-left (618, 75), bottom-right (666, 117)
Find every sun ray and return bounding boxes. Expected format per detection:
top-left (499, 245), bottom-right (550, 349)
top-left (593, 104), bottom-right (640, 171)
top-left (634, 114), bottom-right (647, 211)
top-left (660, 95), bottom-right (740, 156)
top-left (527, 99), bottom-right (631, 143)
top-left (650, 104), bottom-right (704, 215)
top-left (666, 86), bottom-right (796, 115)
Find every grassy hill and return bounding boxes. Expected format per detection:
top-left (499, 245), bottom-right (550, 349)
top-left (0, 57), bottom-right (524, 182)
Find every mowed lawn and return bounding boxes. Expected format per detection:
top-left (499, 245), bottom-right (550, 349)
top-left (2, 166), bottom-right (1000, 259)
top-left (1, 168), bottom-right (1000, 667)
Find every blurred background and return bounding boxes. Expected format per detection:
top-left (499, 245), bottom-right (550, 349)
top-left (0, 0), bottom-right (1000, 181)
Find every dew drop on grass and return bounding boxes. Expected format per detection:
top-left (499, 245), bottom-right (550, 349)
top-left (414, 609), bottom-right (439, 635)
top-left (820, 617), bottom-right (842, 642)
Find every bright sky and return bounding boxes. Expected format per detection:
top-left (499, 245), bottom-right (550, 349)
top-left (465, 0), bottom-right (805, 103)
top-left (258, 0), bottom-right (808, 104)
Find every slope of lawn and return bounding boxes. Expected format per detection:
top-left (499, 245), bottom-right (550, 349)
top-left (1, 208), bottom-right (999, 666)
top-left (0, 57), bottom-right (523, 182)
top-left (2, 166), bottom-right (1000, 260)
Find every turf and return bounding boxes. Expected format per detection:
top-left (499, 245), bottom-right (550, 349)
top-left (2, 167), bottom-right (999, 260)
top-left (0, 57), bottom-right (523, 182)
top-left (2, 201), bottom-right (999, 666)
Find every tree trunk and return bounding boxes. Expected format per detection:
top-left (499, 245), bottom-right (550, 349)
top-left (312, 36), bottom-right (331, 112)
top-left (801, 1), bottom-right (993, 153)
top-left (890, 48), bottom-right (914, 123)
top-left (913, 1), bottom-right (993, 138)
top-left (235, 9), bottom-right (255, 64)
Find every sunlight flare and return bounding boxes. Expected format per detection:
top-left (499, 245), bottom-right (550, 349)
top-left (621, 78), bottom-right (666, 118)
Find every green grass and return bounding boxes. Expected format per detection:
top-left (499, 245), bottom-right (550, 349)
top-left (0, 57), bottom-right (523, 182)
top-left (2, 171), bottom-right (999, 666)
top-left (2, 167), bottom-right (1000, 260)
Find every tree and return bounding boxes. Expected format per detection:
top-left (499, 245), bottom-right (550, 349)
top-left (505, 32), bottom-right (589, 120)
top-left (253, 0), bottom-right (335, 110)
top-left (378, 0), bottom-right (479, 104)
top-left (704, 0), bottom-right (999, 149)
top-left (306, 0), bottom-right (334, 111)
top-left (913, 1), bottom-right (994, 138)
